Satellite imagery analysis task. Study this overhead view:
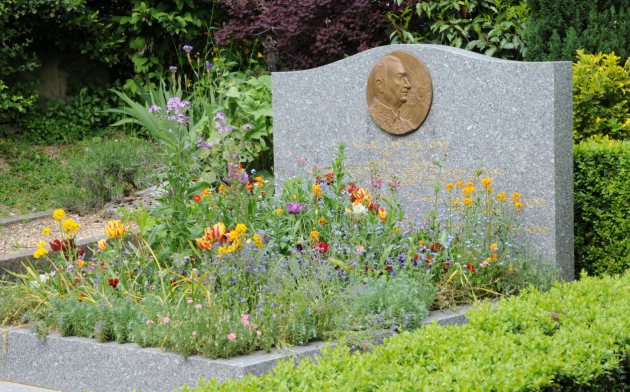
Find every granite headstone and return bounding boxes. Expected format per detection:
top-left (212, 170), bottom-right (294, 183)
top-left (272, 44), bottom-right (573, 280)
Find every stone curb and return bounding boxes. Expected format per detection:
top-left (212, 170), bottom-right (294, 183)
top-left (0, 306), bottom-right (471, 392)
top-left (0, 211), bottom-right (56, 227)
top-left (0, 235), bottom-right (106, 277)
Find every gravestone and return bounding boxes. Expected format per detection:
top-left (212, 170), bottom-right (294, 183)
top-left (272, 44), bottom-right (573, 280)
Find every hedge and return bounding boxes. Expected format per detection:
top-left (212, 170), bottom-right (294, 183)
top-left (574, 138), bottom-right (630, 276)
top-left (183, 271), bottom-right (630, 391)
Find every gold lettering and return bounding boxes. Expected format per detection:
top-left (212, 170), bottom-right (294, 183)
top-left (526, 225), bottom-right (550, 235)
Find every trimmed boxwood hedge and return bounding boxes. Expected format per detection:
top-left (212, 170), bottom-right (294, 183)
top-left (574, 138), bottom-right (630, 276)
top-left (184, 271), bottom-right (630, 391)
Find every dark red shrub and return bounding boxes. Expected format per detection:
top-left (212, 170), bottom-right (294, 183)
top-left (215, 0), bottom-right (398, 70)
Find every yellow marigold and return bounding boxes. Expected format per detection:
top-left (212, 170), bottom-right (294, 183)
top-left (456, 181), bottom-right (464, 187)
top-left (464, 197), bottom-right (473, 206)
top-left (38, 241), bottom-right (47, 249)
top-left (42, 227), bottom-right (51, 236)
top-left (446, 183), bottom-right (454, 192)
top-left (318, 217), bottom-right (327, 225)
top-left (252, 234), bottom-right (263, 250)
top-left (201, 187), bottom-right (211, 196)
top-left (312, 184), bottom-right (322, 197)
top-left (77, 260), bottom-right (85, 269)
top-left (218, 184), bottom-right (227, 193)
top-left (253, 176), bottom-right (265, 187)
top-left (514, 201), bottom-right (523, 211)
top-left (234, 224), bottom-right (247, 237)
top-left (497, 192), bottom-right (506, 200)
top-left (33, 247), bottom-right (48, 259)
top-left (487, 187), bottom-right (494, 194)
top-left (276, 208), bottom-right (283, 216)
top-left (462, 186), bottom-right (475, 195)
top-left (309, 230), bottom-right (320, 243)
top-left (453, 200), bottom-right (462, 206)
top-left (481, 178), bottom-right (492, 188)
top-left (489, 243), bottom-right (498, 251)
top-left (105, 220), bottom-right (125, 239)
top-left (52, 209), bottom-right (66, 221)
top-left (466, 181), bottom-right (474, 188)
top-left (511, 192), bottom-right (521, 202)
top-left (61, 219), bottom-right (80, 234)
top-left (97, 239), bottom-right (107, 251)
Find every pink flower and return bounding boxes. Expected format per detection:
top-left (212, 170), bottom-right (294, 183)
top-left (163, 316), bottom-right (171, 324)
top-left (192, 331), bottom-right (197, 337)
top-left (146, 319), bottom-right (154, 325)
top-left (240, 313), bottom-right (250, 326)
top-left (195, 304), bottom-right (202, 310)
top-left (187, 299), bottom-right (193, 304)
top-left (227, 333), bottom-right (237, 341)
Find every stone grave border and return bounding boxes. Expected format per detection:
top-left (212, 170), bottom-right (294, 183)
top-left (0, 305), bottom-right (471, 392)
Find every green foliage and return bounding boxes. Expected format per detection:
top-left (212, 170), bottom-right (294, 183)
top-left (574, 138), bottom-right (630, 276)
top-left (186, 271), bottom-right (630, 391)
top-left (54, 136), bottom-right (160, 214)
top-left (573, 50), bottom-right (630, 142)
top-left (524, 0), bottom-right (630, 61)
top-left (389, 0), bottom-right (528, 60)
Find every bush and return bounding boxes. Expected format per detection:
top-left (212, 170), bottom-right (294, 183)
top-left (186, 271), bottom-right (630, 391)
top-left (524, 0), bottom-right (630, 61)
top-left (574, 138), bottom-right (630, 276)
top-left (54, 136), bottom-right (160, 213)
top-left (214, 0), bottom-right (396, 70)
top-left (573, 50), bottom-right (630, 142)
top-left (388, 0), bottom-right (528, 60)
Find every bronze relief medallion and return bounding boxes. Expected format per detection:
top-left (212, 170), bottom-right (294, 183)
top-left (366, 51), bottom-right (433, 135)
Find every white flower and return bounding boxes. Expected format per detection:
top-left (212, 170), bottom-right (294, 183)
top-left (352, 203), bottom-right (367, 216)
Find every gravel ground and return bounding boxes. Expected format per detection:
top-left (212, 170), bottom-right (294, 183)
top-left (0, 211), bottom-right (109, 256)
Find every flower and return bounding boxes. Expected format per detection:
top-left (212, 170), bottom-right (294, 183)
top-left (105, 220), bottom-right (125, 239)
top-left (227, 333), bottom-right (237, 341)
top-left (456, 181), bottom-right (464, 187)
top-left (352, 203), bottom-right (368, 216)
top-left (514, 202), bottom-right (523, 211)
top-left (377, 207), bottom-right (387, 222)
top-left (312, 184), bottom-right (322, 197)
top-left (146, 319), bottom-right (154, 325)
top-left (195, 304), bottom-right (202, 310)
top-left (169, 65), bottom-right (178, 72)
top-left (462, 186), bottom-right (475, 196)
top-left (511, 192), bottom-right (521, 202)
top-left (257, 52), bottom-right (263, 58)
top-left (196, 237), bottom-right (213, 250)
top-left (481, 178), bottom-right (492, 188)
top-left (497, 192), bottom-right (506, 200)
top-left (252, 234), bottom-right (263, 250)
top-left (204, 222), bottom-right (226, 243)
top-left (42, 227), bottom-right (51, 236)
top-left (182, 45), bottom-right (193, 52)
top-left (33, 248), bottom-right (48, 259)
top-left (446, 183), bottom-right (454, 192)
top-left (276, 208), bottom-right (283, 216)
top-left (355, 245), bottom-right (365, 254)
top-left (37, 241), bottom-right (47, 249)
top-left (193, 194), bottom-right (201, 203)
top-left (314, 241), bottom-right (329, 254)
top-left (464, 197), bottom-right (473, 206)
top-left (595, 116), bottom-right (601, 124)
top-left (53, 209), bottom-right (66, 221)
top-left (97, 239), bottom-right (107, 251)
top-left (148, 104), bottom-right (161, 113)
top-left (192, 331), bottom-right (198, 337)
top-left (205, 61), bottom-right (213, 70)
top-left (234, 224), bottom-right (247, 237)
top-left (240, 313), bottom-right (250, 326)
top-left (489, 243), bottom-right (499, 251)
top-left (318, 217), bottom-right (327, 225)
top-left (77, 260), bottom-right (85, 269)
top-left (309, 230), bottom-right (320, 243)
top-left (286, 202), bottom-right (305, 214)
top-left (61, 219), bottom-right (80, 235)
top-left (163, 316), bottom-right (171, 324)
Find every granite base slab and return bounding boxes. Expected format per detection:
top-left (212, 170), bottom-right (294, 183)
top-left (0, 306), bottom-right (471, 392)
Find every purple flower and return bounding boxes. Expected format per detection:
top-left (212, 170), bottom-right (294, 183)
top-left (183, 45), bottom-right (193, 53)
top-left (242, 124), bottom-right (253, 131)
top-left (286, 202), bottom-right (305, 215)
top-left (169, 66), bottom-right (178, 72)
top-left (148, 104), bottom-right (161, 113)
top-left (213, 112), bottom-right (226, 123)
top-left (205, 61), bottom-right (214, 70)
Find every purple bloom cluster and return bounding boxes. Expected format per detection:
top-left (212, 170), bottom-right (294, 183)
top-left (286, 202), bottom-right (305, 214)
top-left (183, 45), bottom-right (193, 53)
top-left (149, 104), bottom-right (161, 113)
top-left (166, 97), bottom-right (191, 123)
top-left (213, 112), bottom-right (234, 133)
top-left (169, 66), bottom-right (178, 72)
top-left (196, 137), bottom-right (213, 150)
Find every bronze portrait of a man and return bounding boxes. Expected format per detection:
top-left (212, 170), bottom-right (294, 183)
top-left (366, 51), bottom-right (432, 135)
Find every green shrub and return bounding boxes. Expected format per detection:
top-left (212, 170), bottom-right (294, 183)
top-left (524, 0), bottom-right (630, 61)
top-left (388, 0), bottom-right (529, 60)
top-left (574, 138), bottom-right (630, 276)
top-left (573, 50), bottom-right (630, 142)
top-left (186, 271), bottom-right (630, 391)
top-left (54, 136), bottom-right (161, 213)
